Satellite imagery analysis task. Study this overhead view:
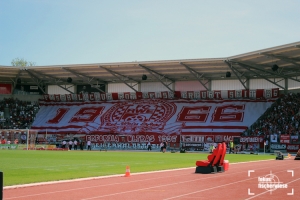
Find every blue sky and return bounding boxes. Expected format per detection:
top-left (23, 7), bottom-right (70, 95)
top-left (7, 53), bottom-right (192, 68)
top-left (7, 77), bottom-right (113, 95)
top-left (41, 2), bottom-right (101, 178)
top-left (0, 0), bottom-right (299, 66)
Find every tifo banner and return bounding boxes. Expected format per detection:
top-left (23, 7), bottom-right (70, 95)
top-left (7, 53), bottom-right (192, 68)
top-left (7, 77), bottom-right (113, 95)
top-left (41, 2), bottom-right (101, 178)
top-left (42, 88), bottom-right (279, 102)
top-left (32, 98), bottom-right (275, 135)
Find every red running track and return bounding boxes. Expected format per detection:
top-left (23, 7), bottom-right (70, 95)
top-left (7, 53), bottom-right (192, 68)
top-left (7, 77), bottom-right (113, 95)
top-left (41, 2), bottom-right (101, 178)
top-left (4, 158), bottom-right (300, 200)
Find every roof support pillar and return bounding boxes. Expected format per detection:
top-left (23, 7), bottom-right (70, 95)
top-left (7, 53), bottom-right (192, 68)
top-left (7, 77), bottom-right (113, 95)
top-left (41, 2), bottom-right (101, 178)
top-left (237, 62), bottom-right (286, 90)
top-left (100, 66), bottom-right (139, 92)
top-left (179, 62), bottom-right (210, 90)
top-left (138, 64), bottom-right (174, 92)
top-left (224, 61), bottom-right (248, 90)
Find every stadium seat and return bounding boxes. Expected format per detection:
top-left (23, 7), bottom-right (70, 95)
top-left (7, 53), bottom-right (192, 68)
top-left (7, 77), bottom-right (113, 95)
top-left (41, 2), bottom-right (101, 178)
top-left (216, 142), bottom-right (227, 172)
top-left (195, 143), bottom-right (223, 174)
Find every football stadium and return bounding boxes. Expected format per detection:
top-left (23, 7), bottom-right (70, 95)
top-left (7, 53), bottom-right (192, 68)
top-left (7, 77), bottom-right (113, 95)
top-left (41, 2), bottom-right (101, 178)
top-left (1, 41), bottom-right (300, 199)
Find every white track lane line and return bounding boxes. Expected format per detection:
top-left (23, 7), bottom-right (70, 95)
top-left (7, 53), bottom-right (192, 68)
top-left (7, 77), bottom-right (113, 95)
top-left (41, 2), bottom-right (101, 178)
top-left (82, 166), bottom-right (300, 200)
top-left (163, 166), bottom-right (300, 200)
top-left (4, 159), bottom-right (285, 200)
top-left (245, 178), bottom-right (300, 200)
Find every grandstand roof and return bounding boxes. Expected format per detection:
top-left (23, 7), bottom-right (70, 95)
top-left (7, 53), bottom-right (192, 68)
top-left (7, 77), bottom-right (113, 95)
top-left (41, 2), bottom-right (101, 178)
top-left (1, 41), bottom-right (300, 93)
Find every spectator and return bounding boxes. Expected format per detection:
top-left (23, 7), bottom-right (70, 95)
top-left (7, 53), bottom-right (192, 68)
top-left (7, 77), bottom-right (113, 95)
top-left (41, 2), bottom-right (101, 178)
top-left (147, 141), bottom-right (152, 151)
top-left (87, 140), bottom-right (91, 150)
top-left (1, 138), bottom-right (6, 144)
top-left (163, 141), bottom-right (167, 153)
top-left (265, 140), bottom-right (269, 152)
top-left (245, 142), bottom-right (249, 151)
top-left (73, 140), bottom-right (78, 150)
top-left (234, 144), bottom-right (239, 154)
top-left (247, 93), bottom-right (300, 142)
top-left (62, 140), bottom-right (67, 148)
top-left (80, 141), bottom-right (84, 150)
top-left (160, 142), bottom-right (164, 152)
top-left (252, 143), bottom-right (258, 154)
top-left (68, 140), bottom-right (73, 150)
top-left (0, 98), bottom-right (39, 129)
top-left (209, 143), bottom-right (215, 153)
top-left (229, 140), bottom-right (234, 154)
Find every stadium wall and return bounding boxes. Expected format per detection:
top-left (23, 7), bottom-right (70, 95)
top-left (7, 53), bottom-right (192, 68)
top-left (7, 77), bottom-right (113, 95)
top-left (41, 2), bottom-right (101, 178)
top-left (141, 82), bottom-right (174, 92)
top-left (250, 78), bottom-right (285, 89)
top-left (47, 85), bottom-right (75, 94)
top-left (2, 78), bottom-right (300, 102)
top-left (108, 83), bottom-right (138, 93)
top-left (212, 80), bottom-right (244, 90)
top-left (0, 94), bottom-right (41, 101)
top-left (175, 81), bottom-right (207, 91)
top-left (288, 77), bottom-right (300, 90)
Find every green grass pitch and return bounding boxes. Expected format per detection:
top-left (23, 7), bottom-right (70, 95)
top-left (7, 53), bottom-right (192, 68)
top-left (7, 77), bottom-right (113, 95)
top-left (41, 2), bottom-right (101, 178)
top-left (0, 150), bottom-right (275, 186)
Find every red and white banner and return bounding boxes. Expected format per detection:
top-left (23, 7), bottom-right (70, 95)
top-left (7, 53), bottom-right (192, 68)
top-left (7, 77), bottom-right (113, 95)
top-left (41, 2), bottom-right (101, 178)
top-left (0, 84), bottom-right (12, 94)
top-left (280, 135), bottom-right (290, 144)
top-left (180, 134), bottom-right (239, 143)
top-left (291, 135), bottom-right (298, 143)
top-left (205, 135), bottom-right (215, 143)
top-left (32, 99), bottom-right (274, 136)
top-left (42, 88), bottom-right (279, 102)
top-left (86, 133), bottom-right (180, 144)
top-left (286, 144), bottom-right (300, 152)
top-left (181, 135), bottom-right (205, 143)
top-left (240, 136), bottom-right (264, 143)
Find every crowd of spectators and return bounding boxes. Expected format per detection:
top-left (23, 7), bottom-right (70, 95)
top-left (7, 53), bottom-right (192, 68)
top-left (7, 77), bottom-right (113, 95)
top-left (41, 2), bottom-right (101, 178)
top-left (245, 93), bottom-right (300, 140)
top-left (0, 98), bottom-right (39, 130)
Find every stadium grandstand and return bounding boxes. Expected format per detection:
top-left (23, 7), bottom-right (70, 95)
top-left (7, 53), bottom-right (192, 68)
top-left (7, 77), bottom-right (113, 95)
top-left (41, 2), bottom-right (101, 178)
top-left (1, 41), bottom-right (300, 153)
